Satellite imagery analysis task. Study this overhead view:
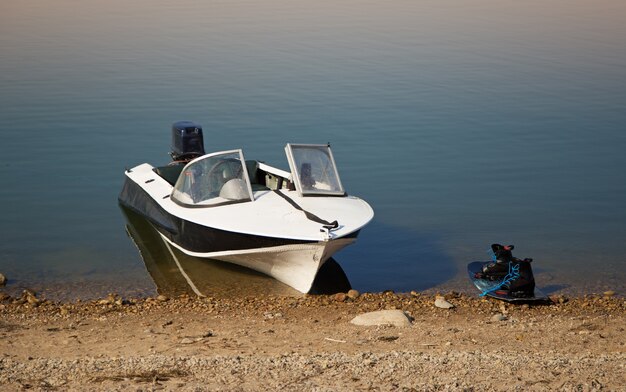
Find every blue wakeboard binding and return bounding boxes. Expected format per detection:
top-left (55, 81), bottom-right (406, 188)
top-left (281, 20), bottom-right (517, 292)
top-left (475, 244), bottom-right (536, 298)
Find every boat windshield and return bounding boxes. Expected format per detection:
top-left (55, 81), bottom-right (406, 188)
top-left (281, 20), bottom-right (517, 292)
top-left (171, 150), bottom-right (254, 207)
top-left (285, 144), bottom-right (345, 196)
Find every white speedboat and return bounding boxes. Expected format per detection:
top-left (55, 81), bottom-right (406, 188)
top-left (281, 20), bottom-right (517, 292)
top-left (119, 121), bottom-right (374, 293)
top-left (121, 205), bottom-right (353, 297)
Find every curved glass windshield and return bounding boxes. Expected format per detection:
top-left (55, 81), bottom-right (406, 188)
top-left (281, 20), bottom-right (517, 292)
top-left (171, 150), bottom-right (253, 206)
top-left (285, 144), bottom-right (345, 196)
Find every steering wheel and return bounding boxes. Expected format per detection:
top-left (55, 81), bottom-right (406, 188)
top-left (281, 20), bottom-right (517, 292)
top-left (205, 158), bottom-right (243, 191)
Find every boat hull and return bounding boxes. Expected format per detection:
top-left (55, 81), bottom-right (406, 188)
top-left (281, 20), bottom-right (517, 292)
top-left (120, 176), bottom-right (360, 293)
top-left (158, 233), bottom-right (356, 293)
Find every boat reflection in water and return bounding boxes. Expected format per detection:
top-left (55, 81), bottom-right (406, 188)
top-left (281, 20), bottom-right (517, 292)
top-left (120, 206), bottom-right (352, 298)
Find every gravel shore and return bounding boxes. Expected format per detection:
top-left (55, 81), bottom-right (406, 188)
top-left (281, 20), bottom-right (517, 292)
top-left (1, 291), bottom-right (624, 391)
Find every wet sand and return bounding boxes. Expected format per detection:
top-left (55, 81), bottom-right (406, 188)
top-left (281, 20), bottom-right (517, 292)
top-left (1, 291), bottom-right (624, 391)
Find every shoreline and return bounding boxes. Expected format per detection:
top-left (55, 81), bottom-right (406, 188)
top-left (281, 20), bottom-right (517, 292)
top-left (1, 290), bottom-right (624, 391)
top-left (1, 276), bottom-right (622, 304)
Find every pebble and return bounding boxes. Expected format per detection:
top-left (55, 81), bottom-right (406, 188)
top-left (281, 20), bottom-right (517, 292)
top-left (0, 273), bottom-right (6, 286)
top-left (550, 295), bottom-right (568, 304)
top-left (603, 290), bottom-right (615, 298)
top-left (491, 313), bottom-right (507, 322)
top-left (350, 310), bottom-right (412, 328)
top-left (434, 296), bottom-right (454, 309)
top-left (347, 289), bottom-right (360, 300)
top-left (264, 312), bottom-right (283, 319)
top-left (157, 295), bottom-right (169, 302)
top-left (333, 293), bottom-right (347, 302)
top-left (97, 294), bottom-right (116, 305)
top-left (25, 291), bottom-right (40, 306)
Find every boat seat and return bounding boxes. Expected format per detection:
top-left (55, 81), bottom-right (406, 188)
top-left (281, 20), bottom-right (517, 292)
top-left (153, 164), bottom-right (185, 186)
top-left (246, 160), bottom-right (270, 191)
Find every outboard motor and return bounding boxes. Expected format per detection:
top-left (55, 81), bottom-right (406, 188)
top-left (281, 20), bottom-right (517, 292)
top-left (170, 121), bottom-right (205, 162)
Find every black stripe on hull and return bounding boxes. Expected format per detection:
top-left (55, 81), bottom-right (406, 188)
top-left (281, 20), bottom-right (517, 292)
top-left (119, 176), bottom-right (178, 234)
top-left (119, 176), bottom-right (360, 254)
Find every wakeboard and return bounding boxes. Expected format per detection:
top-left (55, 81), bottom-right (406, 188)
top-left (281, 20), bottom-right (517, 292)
top-left (467, 261), bottom-right (549, 302)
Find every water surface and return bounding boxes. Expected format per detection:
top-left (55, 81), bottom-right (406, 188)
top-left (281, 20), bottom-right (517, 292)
top-left (1, 0), bottom-right (625, 299)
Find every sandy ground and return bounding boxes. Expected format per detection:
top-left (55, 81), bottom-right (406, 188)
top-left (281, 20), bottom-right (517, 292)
top-left (1, 291), bottom-right (624, 391)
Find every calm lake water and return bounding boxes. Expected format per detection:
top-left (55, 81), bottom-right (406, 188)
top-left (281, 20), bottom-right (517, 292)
top-left (1, 0), bottom-right (625, 300)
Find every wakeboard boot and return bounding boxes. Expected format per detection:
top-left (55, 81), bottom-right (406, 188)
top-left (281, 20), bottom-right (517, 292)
top-left (507, 258), bottom-right (535, 298)
top-left (474, 244), bottom-right (515, 280)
